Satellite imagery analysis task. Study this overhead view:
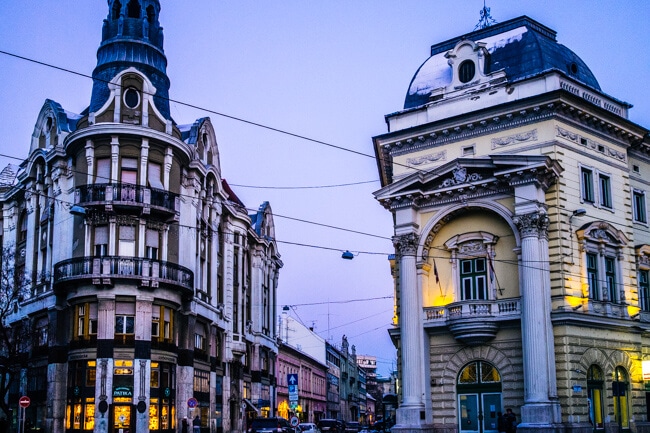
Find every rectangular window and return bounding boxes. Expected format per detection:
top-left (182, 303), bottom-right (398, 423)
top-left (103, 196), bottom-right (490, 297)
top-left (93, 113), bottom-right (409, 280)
top-left (634, 190), bottom-right (647, 223)
top-left (599, 174), bottom-right (612, 208)
top-left (148, 162), bottom-right (164, 190)
top-left (115, 316), bottom-right (135, 335)
top-left (587, 253), bottom-right (600, 300)
top-left (94, 226), bottom-right (108, 257)
top-left (119, 225), bottom-right (136, 257)
top-left (194, 333), bottom-right (206, 351)
top-left (121, 158), bottom-right (138, 185)
top-left (460, 258), bottom-right (487, 300)
top-left (96, 158), bottom-right (111, 183)
top-left (146, 229), bottom-right (159, 260)
top-left (639, 270), bottom-right (650, 311)
top-left (605, 257), bottom-right (617, 302)
top-left (581, 167), bottom-right (594, 203)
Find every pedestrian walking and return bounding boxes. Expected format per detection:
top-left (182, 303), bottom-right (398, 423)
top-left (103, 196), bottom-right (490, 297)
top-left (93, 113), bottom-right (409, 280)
top-left (505, 408), bottom-right (517, 433)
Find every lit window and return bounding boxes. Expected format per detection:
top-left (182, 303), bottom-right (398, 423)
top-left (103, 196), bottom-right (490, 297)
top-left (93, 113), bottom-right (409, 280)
top-left (634, 190), bottom-right (647, 223)
top-left (578, 222), bottom-right (626, 305)
top-left (639, 270), bottom-right (650, 311)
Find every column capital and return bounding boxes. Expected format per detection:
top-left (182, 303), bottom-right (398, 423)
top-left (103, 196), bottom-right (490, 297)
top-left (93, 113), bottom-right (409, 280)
top-left (393, 232), bottom-right (419, 258)
top-left (514, 211), bottom-right (549, 238)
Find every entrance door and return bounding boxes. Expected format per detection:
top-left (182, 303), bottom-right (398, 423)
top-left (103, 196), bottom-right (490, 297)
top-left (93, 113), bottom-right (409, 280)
top-left (112, 404), bottom-right (132, 433)
top-left (459, 393), bottom-right (502, 433)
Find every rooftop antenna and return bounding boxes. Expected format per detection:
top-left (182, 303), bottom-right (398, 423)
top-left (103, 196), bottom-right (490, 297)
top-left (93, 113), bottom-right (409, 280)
top-left (475, 1), bottom-right (497, 30)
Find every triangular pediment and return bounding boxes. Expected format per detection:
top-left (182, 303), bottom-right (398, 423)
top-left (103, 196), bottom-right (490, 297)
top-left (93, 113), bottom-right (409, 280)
top-left (374, 155), bottom-right (561, 210)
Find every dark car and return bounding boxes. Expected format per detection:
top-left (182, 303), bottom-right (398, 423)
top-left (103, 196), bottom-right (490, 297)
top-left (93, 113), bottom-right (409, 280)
top-left (249, 417), bottom-right (294, 433)
top-left (345, 422), bottom-right (361, 432)
top-left (317, 419), bottom-right (344, 433)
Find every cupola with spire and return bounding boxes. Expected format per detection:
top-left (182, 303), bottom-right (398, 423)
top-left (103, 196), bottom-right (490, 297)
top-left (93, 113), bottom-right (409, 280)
top-left (89, 0), bottom-right (171, 122)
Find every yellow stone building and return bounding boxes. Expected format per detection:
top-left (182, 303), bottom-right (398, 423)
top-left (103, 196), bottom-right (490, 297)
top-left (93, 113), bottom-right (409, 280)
top-left (373, 15), bottom-right (650, 433)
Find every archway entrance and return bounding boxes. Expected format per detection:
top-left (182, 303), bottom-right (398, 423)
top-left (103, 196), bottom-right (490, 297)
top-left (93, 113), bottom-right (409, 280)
top-left (457, 361), bottom-right (502, 433)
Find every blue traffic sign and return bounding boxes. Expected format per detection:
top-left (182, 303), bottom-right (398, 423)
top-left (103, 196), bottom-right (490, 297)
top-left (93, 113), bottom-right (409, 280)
top-left (187, 397), bottom-right (198, 408)
top-left (287, 374), bottom-right (298, 386)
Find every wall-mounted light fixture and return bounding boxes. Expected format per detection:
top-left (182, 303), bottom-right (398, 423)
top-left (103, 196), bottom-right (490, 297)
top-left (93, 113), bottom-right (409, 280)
top-left (69, 205), bottom-right (86, 216)
top-left (569, 208), bottom-right (587, 223)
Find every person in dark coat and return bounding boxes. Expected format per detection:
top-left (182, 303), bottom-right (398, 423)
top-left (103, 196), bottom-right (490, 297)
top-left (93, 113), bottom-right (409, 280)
top-left (497, 412), bottom-right (507, 433)
top-left (505, 408), bottom-right (517, 433)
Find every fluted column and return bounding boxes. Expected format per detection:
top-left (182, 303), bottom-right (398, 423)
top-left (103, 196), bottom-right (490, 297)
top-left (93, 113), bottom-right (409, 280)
top-left (392, 232), bottom-right (433, 433)
top-left (515, 212), bottom-right (550, 403)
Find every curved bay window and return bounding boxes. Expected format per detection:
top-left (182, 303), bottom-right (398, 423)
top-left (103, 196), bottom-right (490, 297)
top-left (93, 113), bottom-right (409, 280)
top-left (613, 367), bottom-right (630, 430)
top-left (66, 360), bottom-right (96, 432)
top-left (457, 361), bottom-right (502, 433)
top-left (587, 365), bottom-right (605, 430)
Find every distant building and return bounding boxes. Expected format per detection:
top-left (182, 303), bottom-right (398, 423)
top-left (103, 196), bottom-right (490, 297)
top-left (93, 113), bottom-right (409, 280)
top-left (1, 2), bottom-right (281, 433)
top-left (374, 12), bottom-right (650, 433)
top-left (276, 312), bottom-right (328, 423)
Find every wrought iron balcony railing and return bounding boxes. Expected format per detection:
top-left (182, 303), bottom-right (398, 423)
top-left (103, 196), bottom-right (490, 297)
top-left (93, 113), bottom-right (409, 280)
top-left (54, 256), bottom-right (193, 291)
top-left (75, 183), bottom-right (180, 219)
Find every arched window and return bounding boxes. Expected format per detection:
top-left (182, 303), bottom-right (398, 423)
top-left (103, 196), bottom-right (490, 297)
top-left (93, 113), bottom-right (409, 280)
top-left (146, 5), bottom-right (155, 23)
top-left (19, 210), bottom-right (28, 243)
top-left (587, 365), bottom-right (605, 429)
top-left (126, 0), bottom-right (140, 18)
top-left (112, 0), bottom-right (122, 19)
top-left (613, 367), bottom-right (630, 429)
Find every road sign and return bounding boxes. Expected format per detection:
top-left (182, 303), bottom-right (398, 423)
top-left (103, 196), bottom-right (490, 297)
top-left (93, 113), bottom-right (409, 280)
top-left (19, 396), bottom-right (30, 408)
top-left (290, 416), bottom-right (300, 427)
top-left (187, 397), bottom-right (198, 408)
top-left (287, 374), bottom-right (298, 385)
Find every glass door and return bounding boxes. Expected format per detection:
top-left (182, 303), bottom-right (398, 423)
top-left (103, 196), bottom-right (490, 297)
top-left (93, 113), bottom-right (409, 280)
top-left (112, 404), bottom-right (132, 433)
top-left (482, 393), bottom-right (502, 433)
top-left (459, 394), bottom-right (480, 433)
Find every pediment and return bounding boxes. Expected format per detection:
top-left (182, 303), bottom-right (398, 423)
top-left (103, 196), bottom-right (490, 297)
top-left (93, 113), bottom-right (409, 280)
top-left (374, 154), bottom-right (561, 210)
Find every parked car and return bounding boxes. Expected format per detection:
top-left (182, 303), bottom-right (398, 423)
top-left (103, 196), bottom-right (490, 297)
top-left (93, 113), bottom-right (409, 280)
top-left (317, 419), bottom-right (344, 433)
top-left (249, 417), bottom-right (294, 433)
top-left (299, 423), bottom-right (321, 433)
top-left (345, 422), bottom-right (361, 432)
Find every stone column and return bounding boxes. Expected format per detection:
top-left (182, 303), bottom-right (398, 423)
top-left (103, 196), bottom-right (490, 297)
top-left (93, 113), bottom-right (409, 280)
top-left (514, 211), bottom-right (558, 429)
top-left (392, 233), bottom-right (433, 433)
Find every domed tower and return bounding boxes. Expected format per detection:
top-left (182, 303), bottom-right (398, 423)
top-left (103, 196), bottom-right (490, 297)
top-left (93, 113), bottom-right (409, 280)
top-left (3, 2), bottom-right (282, 433)
top-left (90, 0), bottom-right (171, 122)
top-left (373, 14), bottom-right (649, 433)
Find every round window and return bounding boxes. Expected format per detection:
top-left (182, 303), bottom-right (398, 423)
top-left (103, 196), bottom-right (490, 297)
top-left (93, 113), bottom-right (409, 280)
top-left (459, 60), bottom-right (476, 84)
top-left (123, 87), bottom-right (140, 109)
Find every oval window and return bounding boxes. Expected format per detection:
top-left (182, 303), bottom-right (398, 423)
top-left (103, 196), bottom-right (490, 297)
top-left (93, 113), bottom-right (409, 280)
top-left (123, 87), bottom-right (140, 109)
top-left (459, 60), bottom-right (476, 84)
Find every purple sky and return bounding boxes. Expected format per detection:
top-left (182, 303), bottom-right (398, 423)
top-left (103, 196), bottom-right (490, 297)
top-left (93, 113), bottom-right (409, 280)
top-left (0, 1), bottom-right (648, 375)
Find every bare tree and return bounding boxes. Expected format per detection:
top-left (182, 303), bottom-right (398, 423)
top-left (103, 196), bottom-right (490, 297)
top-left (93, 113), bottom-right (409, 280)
top-left (0, 244), bottom-right (32, 418)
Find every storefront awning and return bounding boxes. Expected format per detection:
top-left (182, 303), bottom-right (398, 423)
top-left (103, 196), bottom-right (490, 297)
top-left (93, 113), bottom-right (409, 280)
top-left (243, 399), bottom-right (259, 414)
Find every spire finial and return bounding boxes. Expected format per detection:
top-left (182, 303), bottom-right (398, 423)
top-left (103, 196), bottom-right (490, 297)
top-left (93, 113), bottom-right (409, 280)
top-left (475, 1), bottom-right (497, 30)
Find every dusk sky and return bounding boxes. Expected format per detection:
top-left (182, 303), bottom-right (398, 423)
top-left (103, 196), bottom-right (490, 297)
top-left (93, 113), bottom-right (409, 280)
top-left (0, 1), bottom-right (648, 375)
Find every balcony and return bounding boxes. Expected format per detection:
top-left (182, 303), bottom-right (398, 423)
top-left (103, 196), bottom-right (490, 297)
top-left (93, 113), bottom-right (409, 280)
top-left (75, 183), bottom-right (180, 220)
top-left (53, 256), bottom-right (194, 294)
top-left (423, 298), bottom-right (520, 345)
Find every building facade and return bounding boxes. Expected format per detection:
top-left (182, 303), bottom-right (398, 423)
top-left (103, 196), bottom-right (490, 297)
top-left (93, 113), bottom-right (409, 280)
top-left (0, 2), bottom-right (281, 433)
top-left (373, 15), bottom-right (650, 433)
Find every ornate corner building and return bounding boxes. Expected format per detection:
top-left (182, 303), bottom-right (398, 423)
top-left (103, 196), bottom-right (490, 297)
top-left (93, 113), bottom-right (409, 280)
top-left (373, 16), bottom-right (650, 433)
top-left (0, 2), bottom-right (282, 433)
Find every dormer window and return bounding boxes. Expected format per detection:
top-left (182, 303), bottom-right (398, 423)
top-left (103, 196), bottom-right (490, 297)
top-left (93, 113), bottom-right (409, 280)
top-left (459, 60), bottom-right (476, 83)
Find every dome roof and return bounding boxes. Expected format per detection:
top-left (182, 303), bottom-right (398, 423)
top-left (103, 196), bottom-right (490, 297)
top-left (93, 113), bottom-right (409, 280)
top-left (404, 16), bottom-right (601, 110)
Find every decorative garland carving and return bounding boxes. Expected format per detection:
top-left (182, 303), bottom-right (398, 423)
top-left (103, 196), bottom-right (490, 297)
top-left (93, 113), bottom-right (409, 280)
top-left (556, 126), bottom-right (626, 162)
top-left (491, 129), bottom-right (537, 149)
top-left (406, 151), bottom-right (446, 166)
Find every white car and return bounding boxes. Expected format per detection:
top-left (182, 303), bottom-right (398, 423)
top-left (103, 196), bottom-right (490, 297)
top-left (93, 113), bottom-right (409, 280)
top-left (299, 423), bottom-right (321, 433)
